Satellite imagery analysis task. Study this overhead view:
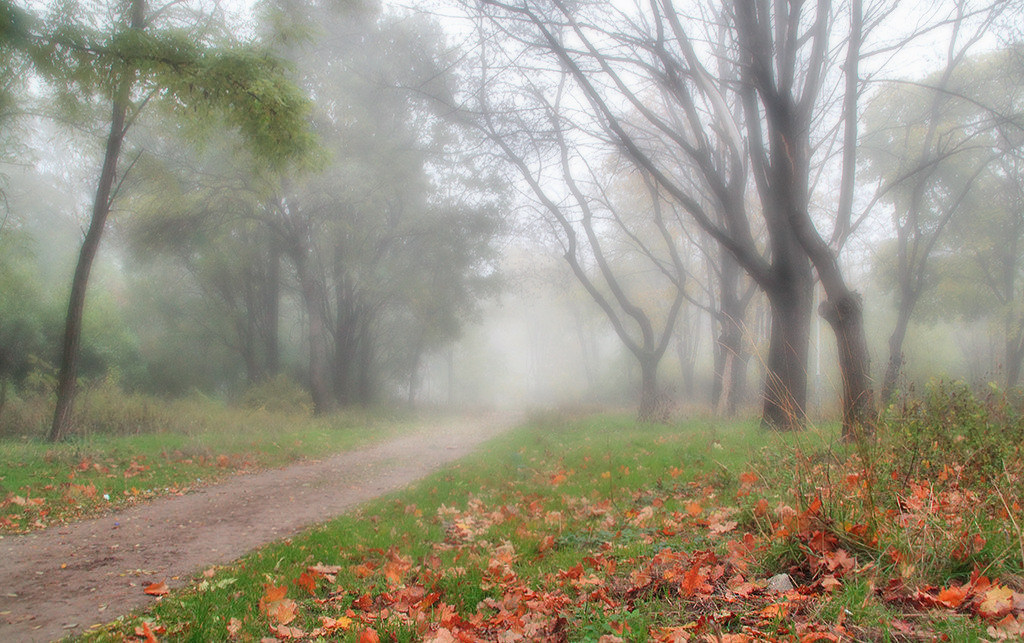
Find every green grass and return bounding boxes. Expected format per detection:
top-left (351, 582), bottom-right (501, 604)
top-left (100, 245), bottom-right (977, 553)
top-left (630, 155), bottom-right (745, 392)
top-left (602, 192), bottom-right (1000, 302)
top-left (0, 405), bottom-right (413, 533)
top-left (74, 409), bottom-right (1021, 641)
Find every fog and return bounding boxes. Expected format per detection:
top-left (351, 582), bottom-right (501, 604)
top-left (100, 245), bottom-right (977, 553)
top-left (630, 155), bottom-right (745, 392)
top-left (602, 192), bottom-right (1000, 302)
top-left (1, 0), bottom-right (1021, 439)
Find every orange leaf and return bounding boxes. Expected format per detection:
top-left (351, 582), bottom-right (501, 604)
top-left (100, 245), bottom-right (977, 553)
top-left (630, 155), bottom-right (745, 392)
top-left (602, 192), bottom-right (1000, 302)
top-left (267, 598), bottom-right (298, 625)
top-left (739, 471), bottom-right (758, 485)
top-left (359, 628), bottom-right (381, 643)
top-left (144, 581), bottom-right (169, 597)
top-left (937, 584), bottom-right (969, 609)
top-left (134, 621), bottom-right (159, 643)
top-left (685, 502), bottom-right (702, 517)
top-left (294, 572), bottom-right (317, 596)
top-left (259, 584), bottom-right (287, 609)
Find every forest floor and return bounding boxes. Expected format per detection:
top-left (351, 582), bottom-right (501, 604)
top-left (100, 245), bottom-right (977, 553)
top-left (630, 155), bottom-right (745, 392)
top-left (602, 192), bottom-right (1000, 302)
top-left (0, 413), bottom-right (516, 643)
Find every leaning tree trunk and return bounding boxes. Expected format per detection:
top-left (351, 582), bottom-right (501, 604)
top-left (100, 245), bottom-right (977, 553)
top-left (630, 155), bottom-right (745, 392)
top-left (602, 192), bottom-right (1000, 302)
top-left (49, 94), bottom-right (131, 442)
top-left (821, 292), bottom-right (875, 440)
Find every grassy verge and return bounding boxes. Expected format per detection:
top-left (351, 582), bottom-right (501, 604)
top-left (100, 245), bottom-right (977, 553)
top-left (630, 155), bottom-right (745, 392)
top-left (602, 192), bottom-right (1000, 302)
top-left (0, 401), bottom-right (412, 534)
top-left (76, 400), bottom-right (1024, 642)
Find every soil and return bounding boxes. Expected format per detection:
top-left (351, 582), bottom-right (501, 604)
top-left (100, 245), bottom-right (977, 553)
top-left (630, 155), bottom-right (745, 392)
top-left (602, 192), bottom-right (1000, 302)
top-left (0, 413), bottom-right (515, 643)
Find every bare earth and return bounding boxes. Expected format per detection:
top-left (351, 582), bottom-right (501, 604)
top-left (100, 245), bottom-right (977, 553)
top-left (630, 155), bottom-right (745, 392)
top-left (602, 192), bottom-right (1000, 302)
top-left (0, 414), bottom-right (515, 643)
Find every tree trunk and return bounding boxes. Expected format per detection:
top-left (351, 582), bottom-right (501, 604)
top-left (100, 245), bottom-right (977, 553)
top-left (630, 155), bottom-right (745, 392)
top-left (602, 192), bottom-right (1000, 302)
top-left (637, 356), bottom-right (660, 422)
top-left (880, 302), bottom-right (914, 404)
top-left (820, 292), bottom-right (875, 439)
top-left (49, 95), bottom-right (131, 442)
top-left (264, 237), bottom-right (281, 377)
top-left (295, 266), bottom-right (334, 415)
top-left (762, 281), bottom-right (812, 431)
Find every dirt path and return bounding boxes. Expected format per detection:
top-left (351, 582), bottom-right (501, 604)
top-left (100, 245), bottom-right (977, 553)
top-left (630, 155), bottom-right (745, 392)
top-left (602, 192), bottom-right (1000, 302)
top-left (0, 413), bottom-right (516, 643)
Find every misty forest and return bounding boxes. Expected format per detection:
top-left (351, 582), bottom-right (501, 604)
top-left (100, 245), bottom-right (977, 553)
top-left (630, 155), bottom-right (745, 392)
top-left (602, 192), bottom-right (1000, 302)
top-left (1, 0), bottom-right (1024, 641)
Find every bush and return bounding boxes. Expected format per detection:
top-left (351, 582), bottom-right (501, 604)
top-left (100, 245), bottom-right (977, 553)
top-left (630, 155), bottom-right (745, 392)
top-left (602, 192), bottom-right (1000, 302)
top-left (882, 380), bottom-right (1023, 481)
top-left (240, 375), bottom-right (314, 415)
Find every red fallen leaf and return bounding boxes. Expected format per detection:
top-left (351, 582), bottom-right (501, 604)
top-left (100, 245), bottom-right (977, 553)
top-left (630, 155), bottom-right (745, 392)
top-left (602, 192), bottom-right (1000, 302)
top-left (936, 584), bottom-right (969, 609)
top-left (352, 593), bottom-right (374, 610)
top-left (754, 498), bottom-right (769, 516)
top-left (550, 472), bottom-right (567, 485)
top-left (759, 602), bottom-right (789, 618)
top-left (144, 581), bottom-right (169, 597)
top-left (352, 562), bottom-right (376, 578)
top-left (669, 466), bottom-right (684, 478)
top-left (538, 535), bottom-right (555, 553)
top-left (134, 621), bottom-right (160, 643)
top-left (679, 565), bottom-right (712, 597)
top-left (685, 502), bottom-right (702, 517)
top-left (359, 628), bottom-right (381, 643)
top-left (216, 454), bottom-right (230, 467)
top-left (259, 584), bottom-right (288, 610)
top-left (294, 572), bottom-right (317, 595)
top-left (739, 471), bottom-right (758, 485)
top-left (824, 549), bottom-right (856, 575)
top-left (226, 617), bottom-right (242, 637)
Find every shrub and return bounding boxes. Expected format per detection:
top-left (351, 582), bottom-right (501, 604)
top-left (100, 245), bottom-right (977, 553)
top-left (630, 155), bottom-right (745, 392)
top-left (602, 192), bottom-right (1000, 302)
top-left (240, 375), bottom-right (314, 415)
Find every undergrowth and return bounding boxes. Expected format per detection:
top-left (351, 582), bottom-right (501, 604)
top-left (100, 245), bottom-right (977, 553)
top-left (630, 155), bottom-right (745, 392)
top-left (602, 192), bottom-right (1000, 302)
top-left (77, 386), bottom-right (1024, 642)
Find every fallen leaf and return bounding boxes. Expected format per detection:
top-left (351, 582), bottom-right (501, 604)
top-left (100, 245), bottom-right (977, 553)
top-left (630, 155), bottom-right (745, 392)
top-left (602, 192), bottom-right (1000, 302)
top-left (359, 628), bottom-right (381, 643)
top-left (979, 585), bottom-right (1016, 619)
top-left (266, 598), bottom-right (298, 625)
top-left (143, 582), bottom-right (169, 597)
top-left (226, 617), bottom-right (242, 638)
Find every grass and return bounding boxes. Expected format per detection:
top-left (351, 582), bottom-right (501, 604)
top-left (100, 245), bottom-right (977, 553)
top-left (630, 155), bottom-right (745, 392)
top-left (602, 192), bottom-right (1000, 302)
top-left (72, 403), bottom-right (1024, 642)
top-left (0, 397), bottom-right (415, 534)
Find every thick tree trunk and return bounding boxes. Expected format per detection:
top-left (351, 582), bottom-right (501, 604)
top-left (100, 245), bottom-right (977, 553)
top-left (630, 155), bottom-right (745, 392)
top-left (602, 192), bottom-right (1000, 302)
top-left (762, 280), bottom-right (812, 431)
top-left (637, 356), bottom-right (660, 422)
top-left (820, 292), bottom-right (874, 440)
top-left (49, 97), bottom-right (130, 442)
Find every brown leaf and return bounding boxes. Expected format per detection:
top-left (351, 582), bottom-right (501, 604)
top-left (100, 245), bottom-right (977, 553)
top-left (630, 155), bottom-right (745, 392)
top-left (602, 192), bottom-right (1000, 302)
top-left (226, 617), bottom-right (242, 638)
top-left (979, 585), bottom-right (1016, 619)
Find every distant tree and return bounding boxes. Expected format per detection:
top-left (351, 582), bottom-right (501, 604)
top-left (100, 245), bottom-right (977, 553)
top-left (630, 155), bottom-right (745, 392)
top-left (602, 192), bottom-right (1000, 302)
top-left (862, 18), bottom-right (1016, 402)
top-left (1, 0), bottom-right (312, 440)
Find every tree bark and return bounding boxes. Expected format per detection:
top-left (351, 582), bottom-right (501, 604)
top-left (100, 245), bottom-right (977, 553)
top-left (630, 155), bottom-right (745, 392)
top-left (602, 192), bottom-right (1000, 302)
top-left (638, 356), bottom-right (660, 422)
top-left (762, 279), bottom-right (813, 431)
top-left (880, 301), bottom-right (914, 405)
top-left (821, 292), bottom-right (875, 439)
top-left (49, 75), bottom-right (133, 442)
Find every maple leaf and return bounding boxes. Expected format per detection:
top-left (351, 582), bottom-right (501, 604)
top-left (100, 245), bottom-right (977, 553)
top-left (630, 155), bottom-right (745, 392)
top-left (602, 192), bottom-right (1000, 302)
top-left (226, 617), bottom-right (242, 638)
top-left (266, 598), bottom-right (298, 625)
top-left (321, 616), bottom-right (352, 631)
top-left (294, 572), bottom-right (317, 596)
top-left (978, 585), bottom-right (1016, 619)
top-left (359, 628), bottom-right (381, 643)
top-left (936, 584), bottom-right (969, 609)
top-left (143, 581), bottom-right (169, 597)
top-left (134, 621), bottom-right (159, 643)
top-left (685, 502), bottom-right (702, 517)
top-left (259, 584), bottom-right (288, 611)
